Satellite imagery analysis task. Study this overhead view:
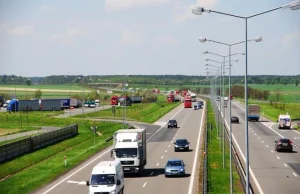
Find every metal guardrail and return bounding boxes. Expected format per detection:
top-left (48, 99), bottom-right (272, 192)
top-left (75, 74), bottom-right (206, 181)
top-left (201, 95), bottom-right (254, 194)
top-left (202, 106), bottom-right (208, 194)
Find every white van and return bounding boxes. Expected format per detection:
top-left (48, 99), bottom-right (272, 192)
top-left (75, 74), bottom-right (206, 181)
top-left (86, 160), bottom-right (124, 194)
top-left (278, 114), bottom-right (292, 129)
top-left (95, 99), bottom-right (100, 107)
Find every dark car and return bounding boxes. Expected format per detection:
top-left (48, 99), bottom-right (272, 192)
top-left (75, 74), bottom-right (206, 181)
top-left (275, 138), bottom-right (293, 152)
top-left (197, 101), bottom-right (204, 105)
top-left (168, 120), bottom-right (178, 128)
top-left (231, 116), bottom-right (239, 123)
top-left (193, 105), bottom-right (198, 110)
top-left (174, 139), bottom-right (190, 152)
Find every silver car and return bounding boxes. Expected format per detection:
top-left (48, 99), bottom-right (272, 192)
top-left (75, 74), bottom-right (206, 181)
top-left (164, 159), bottom-right (186, 177)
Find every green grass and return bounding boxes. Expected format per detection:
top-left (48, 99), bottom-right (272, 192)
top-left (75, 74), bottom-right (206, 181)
top-left (247, 100), bottom-right (300, 121)
top-left (0, 84), bottom-right (84, 90)
top-left (248, 84), bottom-right (300, 93)
top-left (74, 102), bottom-right (180, 123)
top-left (0, 121), bottom-right (124, 194)
top-left (0, 111), bottom-right (64, 134)
top-left (206, 99), bottom-right (243, 194)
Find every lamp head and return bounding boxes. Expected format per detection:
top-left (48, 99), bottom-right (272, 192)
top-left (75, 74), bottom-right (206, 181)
top-left (289, 0), bottom-right (300, 10)
top-left (254, 37), bottom-right (262, 42)
top-left (199, 37), bottom-right (207, 43)
top-left (203, 51), bottom-right (209, 54)
top-left (191, 7), bottom-right (205, 15)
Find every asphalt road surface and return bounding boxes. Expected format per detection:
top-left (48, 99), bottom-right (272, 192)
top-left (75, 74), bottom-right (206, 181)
top-left (34, 102), bottom-right (205, 194)
top-left (221, 100), bottom-right (300, 194)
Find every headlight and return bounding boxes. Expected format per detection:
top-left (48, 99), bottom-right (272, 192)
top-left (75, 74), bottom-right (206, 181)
top-left (111, 191), bottom-right (116, 194)
top-left (175, 145), bottom-right (178, 147)
top-left (179, 168), bottom-right (184, 171)
top-left (185, 145), bottom-right (188, 147)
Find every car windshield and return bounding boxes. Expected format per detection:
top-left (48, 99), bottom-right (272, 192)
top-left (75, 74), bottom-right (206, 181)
top-left (176, 139), bottom-right (187, 144)
top-left (90, 174), bottom-right (115, 185)
top-left (279, 139), bottom-right (290, 143)
top-left (167, 161), bottom-right (183, 167)
top-left (169, 120), bottom-right (176, 123)
top-left (280, 118), bottom-right (290, 122)
top-left (115, 148), bottom-right (137, 158)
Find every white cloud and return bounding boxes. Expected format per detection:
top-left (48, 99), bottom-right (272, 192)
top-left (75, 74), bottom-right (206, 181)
top-left (174, 0), bottom-right (219, 23)
top-left (157, 35), bottom-right (178, 44)
top-left (41, 5), bottom-right (53, 11)
top-left (282, 29), bottom-right (300, 44)
top-left (120, 30), bottom-right (144, 45)
top-left (105, 0), bottom-right (170, 11)
top-left (0, 24), bottom-right (34, 36)
top-left (51, 28), bottom-right (87, 45)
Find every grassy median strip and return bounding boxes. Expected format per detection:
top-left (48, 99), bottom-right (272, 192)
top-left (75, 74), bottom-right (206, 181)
top-left (206, 100), bottom-right (243, 194)
top-left (74, 102), bottom-right (180, 123)
top-left (0, 122), bottom-right (123, 194)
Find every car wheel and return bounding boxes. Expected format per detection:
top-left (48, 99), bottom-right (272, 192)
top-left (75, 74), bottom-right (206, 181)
top-left (174, 148), bottom-right (177, 152)
top-left (165, 174), bottom-right (168, 178)
top-left (186, 147), bottom-right (189, 151)
top-left (175, 125), bottom-right (177, 128)
top-left (168, 126), bottom-right (169, 128)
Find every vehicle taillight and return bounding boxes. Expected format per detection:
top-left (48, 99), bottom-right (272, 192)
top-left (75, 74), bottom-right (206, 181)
top-left (290, 140), bottom-right (292, 144)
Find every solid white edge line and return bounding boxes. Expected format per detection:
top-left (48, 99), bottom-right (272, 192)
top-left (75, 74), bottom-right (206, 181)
top-left (41, 147), bottom-right (113, 194)
top-left (146, 107), bottom-right (184, 143)
top-left (42, 105), bottom-right (184, 193)
top-left (187, 102), bottom-right (205, 194)
top-left (224, 119), bottom-right (265, 194)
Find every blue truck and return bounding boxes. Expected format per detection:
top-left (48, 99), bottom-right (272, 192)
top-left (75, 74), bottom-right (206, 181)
top-left (248, 104), bottom-right (261, 121)
top-left (7, 99), bottom-right (18, 112)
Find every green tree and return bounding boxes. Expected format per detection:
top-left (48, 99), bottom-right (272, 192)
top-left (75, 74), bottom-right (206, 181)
top-left (34, 89), bottom-right (42, 98)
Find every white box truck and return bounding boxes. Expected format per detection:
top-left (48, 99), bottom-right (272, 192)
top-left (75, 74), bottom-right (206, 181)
top-left (86, 160), bottom-right (124, 194)
top-left (111, 129), bottom-right (147, 175)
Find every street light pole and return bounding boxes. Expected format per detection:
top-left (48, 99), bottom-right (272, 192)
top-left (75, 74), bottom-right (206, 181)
top-left (192, 1), bottom-right (300, 193)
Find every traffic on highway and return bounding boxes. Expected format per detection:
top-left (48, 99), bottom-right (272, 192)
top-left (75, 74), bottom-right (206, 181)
top-left (36, 99), bottom-right (205, 194)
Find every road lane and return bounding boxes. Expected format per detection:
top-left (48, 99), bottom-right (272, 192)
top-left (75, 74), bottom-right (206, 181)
top-left (135, 104), bottom-right (204, 194)
top-left (222, 100), bottom-right (300, 194)
top-left (35, 104), bottom-right (198, 194)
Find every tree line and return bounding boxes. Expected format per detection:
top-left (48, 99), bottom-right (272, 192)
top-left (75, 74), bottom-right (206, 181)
top-left (0, 74), bottom-right (299, 86)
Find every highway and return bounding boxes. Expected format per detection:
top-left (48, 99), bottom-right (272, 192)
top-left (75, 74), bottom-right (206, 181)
top-left (221, 99), bottom-right (300, 194)
top-left (35, 101), bottom-right (205, 194)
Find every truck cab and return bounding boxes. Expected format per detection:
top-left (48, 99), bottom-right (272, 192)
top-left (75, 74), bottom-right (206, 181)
top-left (278, 114), bottom-right (291, 129)
top-left (112, 129), bottom-right (147, 175)
top-left (86, 160), bottom-right (124, 194)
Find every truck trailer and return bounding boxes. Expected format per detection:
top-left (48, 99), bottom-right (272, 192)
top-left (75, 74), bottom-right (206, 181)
top-left (111, 129), bottom-right (147, 175)
top-left (248, 104), bottom-right (261, 121)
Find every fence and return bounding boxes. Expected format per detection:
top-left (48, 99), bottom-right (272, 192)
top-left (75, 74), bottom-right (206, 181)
top-left (0, 124), bottom-right (78, 163)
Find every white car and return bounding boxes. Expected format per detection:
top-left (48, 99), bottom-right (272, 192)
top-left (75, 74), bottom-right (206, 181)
top-left (3, 100), bottom-right (11, 108)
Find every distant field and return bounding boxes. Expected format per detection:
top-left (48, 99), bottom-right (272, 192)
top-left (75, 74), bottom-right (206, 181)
top-left (244, 84), bottom-right (300, 93)
top-left (0, 84), bottom-right (82, 90)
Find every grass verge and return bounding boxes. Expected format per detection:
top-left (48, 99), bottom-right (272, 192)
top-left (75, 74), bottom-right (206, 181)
top-left (205, 99), bottom-right (243, 194)
top-left (0, 122), bottom-right (123, 194)
top-left (74, 102), bottom-right (180, 123)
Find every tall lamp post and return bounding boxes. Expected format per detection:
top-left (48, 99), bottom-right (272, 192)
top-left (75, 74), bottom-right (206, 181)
top-left (204, 50), bottom-right (245, 192)
top-left (123, 74), bottom-right (130, 128)
top-left (205, 59), bottom-right (238, 170)
top-left (192, 1), bottom-right (300, 193)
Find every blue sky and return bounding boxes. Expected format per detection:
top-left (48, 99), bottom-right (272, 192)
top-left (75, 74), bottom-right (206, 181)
top-left (0, 0), bottom-right (299, 77)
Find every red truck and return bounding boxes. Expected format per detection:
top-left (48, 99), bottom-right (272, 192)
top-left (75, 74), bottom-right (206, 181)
top-left (167, 94), bottom-right (174, 102)
top-left (111, 96), bottom-right (118, 105)
top-left (184, 96), bottom-right (192, 108)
